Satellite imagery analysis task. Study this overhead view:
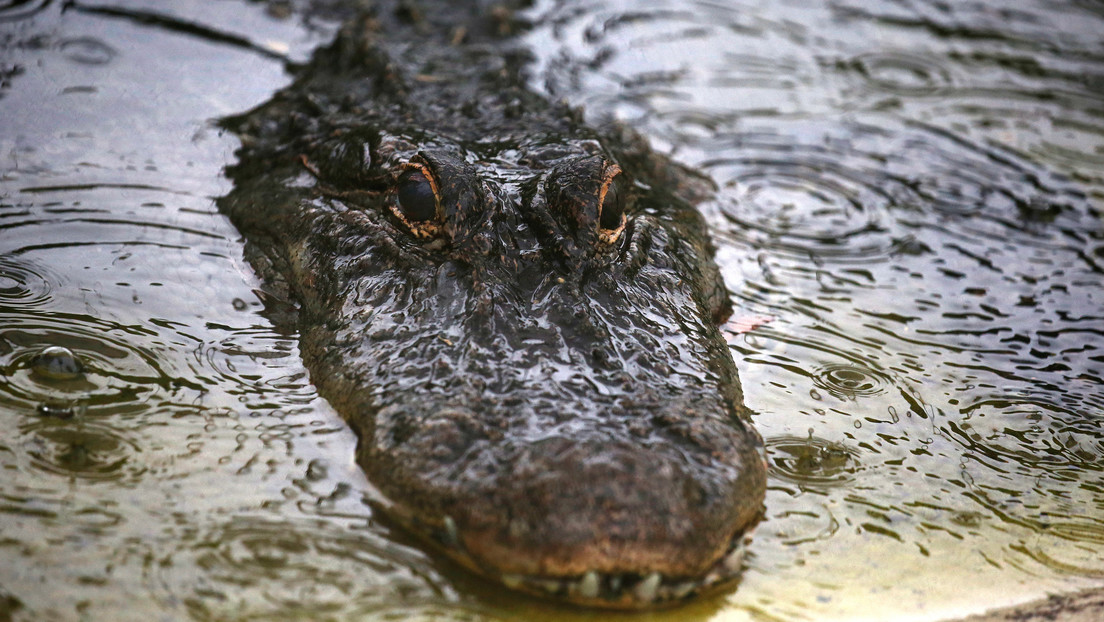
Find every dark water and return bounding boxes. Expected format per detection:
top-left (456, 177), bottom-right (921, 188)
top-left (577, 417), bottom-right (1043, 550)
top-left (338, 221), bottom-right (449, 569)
top-left (2, 0), bottom-right (1102, 620)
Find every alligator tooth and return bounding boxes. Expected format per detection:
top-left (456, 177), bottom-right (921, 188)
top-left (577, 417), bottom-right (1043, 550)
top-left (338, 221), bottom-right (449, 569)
top-left (442, 515), bottom-right (459, 547)
top-left (578, 570), bottom-right (599, 599)
top-left (633, 572), bottom-right (661, 602)
top-left (671, 581), bottom-right (697, 600)
top-left (501, 573), bottom-right (523, 590)
top-left (536, 579), bottom-right (562, 594)
top-left (608, 574), bottom-right (623, 594)
top-left (507, 518), bottom-right (525, 539)
top-left (723, 546), bottom-right (745, 572)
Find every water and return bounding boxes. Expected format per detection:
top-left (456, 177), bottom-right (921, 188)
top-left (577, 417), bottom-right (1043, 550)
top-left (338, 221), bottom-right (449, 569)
top-left (2, 0), bottom-right (1103, 620)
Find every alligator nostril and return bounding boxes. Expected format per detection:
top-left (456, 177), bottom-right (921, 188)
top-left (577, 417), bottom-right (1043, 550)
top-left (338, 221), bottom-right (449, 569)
top-left (591, 347), bottom-right (609, 364)
top-left (449, 433), bottom-right (764, 588)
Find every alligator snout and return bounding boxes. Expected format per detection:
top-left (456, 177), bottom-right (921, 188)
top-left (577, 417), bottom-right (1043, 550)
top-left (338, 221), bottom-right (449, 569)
top-left (369, 388), bottom-right (765, 607)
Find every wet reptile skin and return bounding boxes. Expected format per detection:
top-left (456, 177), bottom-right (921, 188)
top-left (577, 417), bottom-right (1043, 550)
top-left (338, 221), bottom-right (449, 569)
top-left (219, 0), bottom-right (767, 609)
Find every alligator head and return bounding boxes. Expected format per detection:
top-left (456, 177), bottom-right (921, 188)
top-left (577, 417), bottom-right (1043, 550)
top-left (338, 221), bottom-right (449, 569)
top-left (221, 4), bottom-right (766, 609)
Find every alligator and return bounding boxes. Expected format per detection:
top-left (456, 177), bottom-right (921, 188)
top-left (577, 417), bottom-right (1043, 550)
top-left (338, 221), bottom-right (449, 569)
top-left (218, 0), bottom-right (767, 609)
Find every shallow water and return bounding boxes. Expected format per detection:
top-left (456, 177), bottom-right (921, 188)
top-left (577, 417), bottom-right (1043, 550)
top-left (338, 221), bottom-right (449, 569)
top-left (2, 0), bottom-right (1103, 620)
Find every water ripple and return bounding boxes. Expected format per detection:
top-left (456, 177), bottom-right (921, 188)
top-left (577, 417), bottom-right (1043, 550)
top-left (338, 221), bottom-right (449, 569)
top-left (0, 256), bottom-right (60, 310)
top-left (701, 117), bottom-right (1077, 264)
top-left (718, 166), bottom-right (897, 260)
top-left (57, 36), bottom-right (116, 65)
top-left (0, 314), bottom-right (177, 418)
top-left (812, 363), bottom-right (893, 399)
top-left (848, 51), bottom-right (953, 96)
top-left (767, 433), bottom-right (862, 489)
top-left (1028, 520), bottom-right (1104, 578)
top-left (950, 398), bottom-right (1104, 475)
top-left (19, 417), bottom-right (144, 482)
top-left (0, 0), bottom-right (51, 22)
top-left (151, 517), bottom-right (460, 619)
top-left (765, 503), bottom-right (840, 547)
top-left (699, 121), bottom-right (912, 262)
top-left (196, 327), bottom-right (313, 401)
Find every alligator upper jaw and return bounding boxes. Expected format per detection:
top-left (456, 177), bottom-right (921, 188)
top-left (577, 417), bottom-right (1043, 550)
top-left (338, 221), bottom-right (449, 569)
top-left (374, 435), bottom-right (767, 609)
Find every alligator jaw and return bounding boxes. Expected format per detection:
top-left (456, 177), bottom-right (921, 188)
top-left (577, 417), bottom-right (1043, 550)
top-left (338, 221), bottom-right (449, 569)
top-left (418, 514), bottom-right (761, 609)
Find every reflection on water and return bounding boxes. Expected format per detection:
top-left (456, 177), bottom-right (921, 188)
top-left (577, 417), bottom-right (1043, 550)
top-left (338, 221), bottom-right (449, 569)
top-left (2, 0), bottom-right (1103, 620)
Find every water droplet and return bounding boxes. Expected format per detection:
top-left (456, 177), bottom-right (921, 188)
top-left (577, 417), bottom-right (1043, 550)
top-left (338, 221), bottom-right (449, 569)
top-left (36, 396), bottom-right (81, 419)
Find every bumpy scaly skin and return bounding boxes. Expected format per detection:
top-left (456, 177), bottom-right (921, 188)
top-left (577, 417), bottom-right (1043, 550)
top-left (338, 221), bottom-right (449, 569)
top-left (220, 1), bottom-right (766, 608)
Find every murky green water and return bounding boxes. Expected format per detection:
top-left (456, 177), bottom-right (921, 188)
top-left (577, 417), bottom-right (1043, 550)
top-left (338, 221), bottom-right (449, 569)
top-left (2, 0), bottom-right (1102, 620)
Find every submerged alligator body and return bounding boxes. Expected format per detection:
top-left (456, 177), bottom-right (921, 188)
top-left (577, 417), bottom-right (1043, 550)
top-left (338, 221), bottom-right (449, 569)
top-left (220, 0), bottom-right (766, 609)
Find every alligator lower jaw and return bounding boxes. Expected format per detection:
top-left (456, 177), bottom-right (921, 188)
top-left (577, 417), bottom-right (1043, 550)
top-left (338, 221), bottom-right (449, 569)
top-left (489, 535), bottom-right (755, 609)
top-left (419, 517), bottom-right (760, 610)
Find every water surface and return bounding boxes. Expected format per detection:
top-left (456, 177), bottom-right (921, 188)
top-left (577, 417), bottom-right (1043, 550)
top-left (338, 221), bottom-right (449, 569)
top-left (522, 1), bottom-right (1104, 618)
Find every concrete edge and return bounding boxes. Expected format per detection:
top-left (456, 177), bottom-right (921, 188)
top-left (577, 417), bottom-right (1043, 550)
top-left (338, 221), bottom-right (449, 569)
top-left (943, 586), bottom-right (1104, 622)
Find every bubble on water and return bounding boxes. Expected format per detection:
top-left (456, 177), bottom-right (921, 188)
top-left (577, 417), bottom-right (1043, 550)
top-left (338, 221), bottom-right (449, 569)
top-left (0, 318), bottom-right (177, 419)
top-left (30, 345), bottom-right (85, 381)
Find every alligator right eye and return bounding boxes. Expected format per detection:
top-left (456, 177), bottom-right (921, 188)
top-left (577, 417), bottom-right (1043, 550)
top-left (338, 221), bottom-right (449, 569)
top-left (544, 155), bottom-right (630, 249)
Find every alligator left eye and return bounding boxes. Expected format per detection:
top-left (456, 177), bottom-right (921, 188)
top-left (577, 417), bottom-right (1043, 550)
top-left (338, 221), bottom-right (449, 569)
top-left (598, 165), bottom-right (627, 243)
top-left (396, 164), bottom-right (440, 222)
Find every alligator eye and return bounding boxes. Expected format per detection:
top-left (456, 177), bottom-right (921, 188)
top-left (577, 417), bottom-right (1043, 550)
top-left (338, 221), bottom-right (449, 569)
top-left (599, 165), bottom-right (626, 231)
top-left (598, 164), bottom-right (627, 242)
top-left (396, 164), bottom-right (439, 222)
